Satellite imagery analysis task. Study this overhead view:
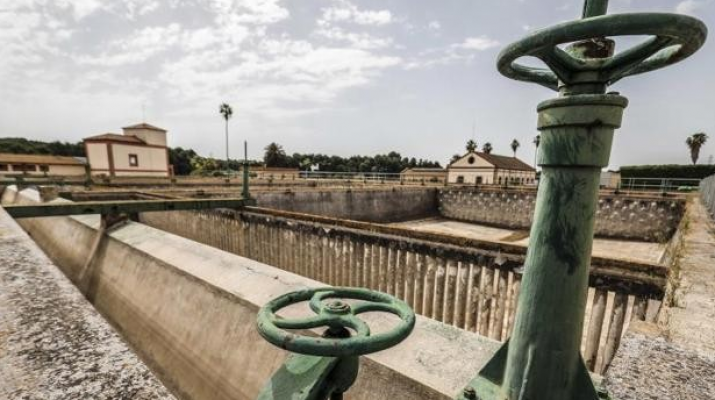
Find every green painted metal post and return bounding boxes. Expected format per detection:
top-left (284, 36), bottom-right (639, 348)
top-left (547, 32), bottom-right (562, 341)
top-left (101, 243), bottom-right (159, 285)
top-left (461, 0), bottom-right (706, 399)
top-left (242, 140), bottom-right (251, 200)
top-left (501, 94), bottom-right (627, 400)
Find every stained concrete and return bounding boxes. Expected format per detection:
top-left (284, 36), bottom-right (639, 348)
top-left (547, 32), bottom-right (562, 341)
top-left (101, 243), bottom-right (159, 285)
top-left (1, 186), bottom-right (502, 400)
top-left (660, 197), bottom-right (715, 354)
top-left (604, 322), bottom-right (715, 400)
top-left (392, 217), bottom-right (667, 264)
top-left (0, 206), bottom-right (174, 400)
top-left (438, 187), bottom-right (685, 242)
top-left (254, 187), bottom-right (439, 222)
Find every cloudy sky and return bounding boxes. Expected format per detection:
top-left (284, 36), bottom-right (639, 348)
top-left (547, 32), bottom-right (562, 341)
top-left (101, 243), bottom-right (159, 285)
top-left (1, 0), bottom-right (714, 168)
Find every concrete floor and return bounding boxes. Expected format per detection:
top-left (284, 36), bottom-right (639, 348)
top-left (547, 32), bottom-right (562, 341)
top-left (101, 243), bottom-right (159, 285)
top-left (391, 217), bottom-right (666, 264)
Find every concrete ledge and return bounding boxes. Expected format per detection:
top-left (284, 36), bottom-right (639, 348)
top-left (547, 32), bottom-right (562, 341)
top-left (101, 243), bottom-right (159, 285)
top-left (604, 322), bottom-right (715, 399)
top-left (0, 202), bottom-right (174, 399)
top-left (2, 186), bottom-right (500, 400)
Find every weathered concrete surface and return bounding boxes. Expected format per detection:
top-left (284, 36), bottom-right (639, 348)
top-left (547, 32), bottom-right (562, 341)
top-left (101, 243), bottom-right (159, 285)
top-left (660, 197), bottom-right (715, 354)
top-left (1, 186), bottom-right (501, 400)
top-left (392, 218), bottom-right (666, 264)
top-left (604, 322), bottom-right (715, 399)
top-left (0, 206), bottom-right (174, 399)
top-left (254, 187), bottom-right (438, 222)
top-left (438, 187), bottom-right (685, 242)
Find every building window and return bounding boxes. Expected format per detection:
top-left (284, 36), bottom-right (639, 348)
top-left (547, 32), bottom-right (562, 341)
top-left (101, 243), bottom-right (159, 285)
top-left (12, 164), bottom-right (36, 172)
top-left (467, 156), bottom-right (475, 164)
top-left (456, 176), bottom-right (464, 184)
top-left (129, 154), bottom-right (139, 167)
top-left (40, 165), bottom-right (49, 172)
top-left (476, 176), bottom-right (483, 184)
top-left (0, 164), bottom-right (7, 171)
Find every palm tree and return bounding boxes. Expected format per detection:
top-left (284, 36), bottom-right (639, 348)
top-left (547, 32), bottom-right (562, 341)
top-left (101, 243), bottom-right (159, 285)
top-left (511, 139), bottom-right (520, 157)
top-left (219, 103), bottom-right (233, 176)
top-left (466, 139), bottom-right (477, 152)
top-left (482, 142), bottom-right (493, 154)
top-left (533, 135), bottom-right (541, 168)
top-left (686, 132), bottom-right (708, 165)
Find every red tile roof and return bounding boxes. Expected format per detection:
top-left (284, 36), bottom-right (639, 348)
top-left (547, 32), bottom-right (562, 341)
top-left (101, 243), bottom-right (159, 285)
top-left (83, 133), bottom-right (145, 144)
top-left (0, 153), bottom-right (85, 166)
top-left (122, 122), bottom-right (166, 132)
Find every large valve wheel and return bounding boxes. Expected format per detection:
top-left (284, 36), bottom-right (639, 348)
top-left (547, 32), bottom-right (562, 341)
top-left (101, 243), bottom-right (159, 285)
top-left (497, 13), bottom-right (707, 90)
top-left (257, 287), bottom-right (415, 358)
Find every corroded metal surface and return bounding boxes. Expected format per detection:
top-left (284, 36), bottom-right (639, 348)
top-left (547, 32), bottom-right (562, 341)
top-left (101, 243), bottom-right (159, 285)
top-left (258, 287), bottom-right (415, 358)
top-left (256, 287), bottom-right (415, 399)
top-left (465, 0), bottom-right (707, 399)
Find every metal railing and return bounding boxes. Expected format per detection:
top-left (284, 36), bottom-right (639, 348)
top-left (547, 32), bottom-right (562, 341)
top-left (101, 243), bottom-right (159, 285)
top-left (298, 171), bottom-right (403, 181)
top-left (619, 177), bottom-right (701, 193)
top-left (701, 174), bottom-right (715, 219)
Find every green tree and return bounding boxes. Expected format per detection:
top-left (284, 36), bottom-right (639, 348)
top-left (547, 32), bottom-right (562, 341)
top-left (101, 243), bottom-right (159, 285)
top-left (169, 147), bottom-right (198, 175)
top-left (482, 142), bottom-right (493, 154)
top-left (219, 103), bottom-right (233, 175)
top-left (466, 139), bottom-right (477, 152)
top-left (450, 154), bottom-right (461, 164)
top-left (264, 142), bottom-right (289, 167)
top-left (686, 132), bottom-right (708, 165)
top-left (511, 139), bottom-right (520, 157)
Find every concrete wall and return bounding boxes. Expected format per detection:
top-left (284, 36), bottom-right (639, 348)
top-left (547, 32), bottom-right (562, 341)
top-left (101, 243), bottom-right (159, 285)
top-left (438, 187), bottom-right (686, 242)
top-left (253, 187), bottom-right (439, 222)
top-left (1, 186), bottom-right (501, 400)
top-left (701, 174), bottom-right (715, 220)
top-left (111, 143), bottom-right (169, 177)
top-left (140, 206), bottom-right (666, 373)
top-left (0, 205), bottom-right (175, 399)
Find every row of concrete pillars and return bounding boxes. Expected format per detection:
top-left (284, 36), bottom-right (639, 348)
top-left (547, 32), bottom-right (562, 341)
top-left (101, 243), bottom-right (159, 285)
top-left (140, 209), bottom-right (659, 374)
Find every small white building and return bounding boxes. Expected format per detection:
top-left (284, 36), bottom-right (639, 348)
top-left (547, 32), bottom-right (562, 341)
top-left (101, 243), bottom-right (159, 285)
top-left (0, 153), bottom-right (87, 176)
top-left (600, 170), bottom-right (621, 189)
top-left (84, 123), bottom-right (171, 177)
top-left (447, 151), bottom-right (536, 185)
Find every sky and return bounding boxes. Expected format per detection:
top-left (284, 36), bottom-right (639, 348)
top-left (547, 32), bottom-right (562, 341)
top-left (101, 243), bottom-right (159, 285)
top-left (1, 0), bottom-right (714, 168)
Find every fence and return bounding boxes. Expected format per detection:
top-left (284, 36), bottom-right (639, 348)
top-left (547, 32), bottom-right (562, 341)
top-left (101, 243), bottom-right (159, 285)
top-left (701, 174), bottom-right (715, 219)
top-left (619, 177), bottom-right (701, 193)
top-left (140, 207), bottom-right (666, 375)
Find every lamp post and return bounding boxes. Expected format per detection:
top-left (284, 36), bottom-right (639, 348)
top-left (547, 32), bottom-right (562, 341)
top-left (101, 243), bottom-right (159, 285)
top-left (459, 1), bottom-right (707, 399)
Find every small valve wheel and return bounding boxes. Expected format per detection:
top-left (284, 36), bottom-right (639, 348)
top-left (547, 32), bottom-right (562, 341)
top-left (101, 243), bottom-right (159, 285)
top-left (257, 287), bottom-right (416, 357)
top-left (497, 13), bottom-right (707, 90)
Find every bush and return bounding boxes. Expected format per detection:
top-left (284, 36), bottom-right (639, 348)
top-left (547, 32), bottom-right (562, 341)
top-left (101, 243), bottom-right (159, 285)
top-left (620, 164), bottom-right (715, 180)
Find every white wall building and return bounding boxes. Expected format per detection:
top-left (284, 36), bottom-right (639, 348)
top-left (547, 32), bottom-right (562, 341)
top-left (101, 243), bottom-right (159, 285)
top-left (447, 151), bottom-right (536, 185)
top-left (0, 154), bottom-right (87, 176)
top-left (84, 123), bottom-right (171, 177)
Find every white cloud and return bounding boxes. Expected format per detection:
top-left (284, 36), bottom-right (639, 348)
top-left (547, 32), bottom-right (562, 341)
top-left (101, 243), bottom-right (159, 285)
top-left (428, 20), bottom-right (441, 31)
top-left (675, 0), bottom-right (710, 14)
top-left (452, 36), bottom-right (501, 51)
top-left (318, 1), bottom-right (393, 26)
top-left (54, 0), bottom-right (105, 20)
top-left (76, 24), bottom-right (182, 66)
top-left (314, 26), bottom-right (392, 49)
top-left (405, 36), bottom-right (500, 70)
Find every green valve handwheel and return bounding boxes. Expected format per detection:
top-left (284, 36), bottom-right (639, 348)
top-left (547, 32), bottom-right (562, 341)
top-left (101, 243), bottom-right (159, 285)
top-left (257, 287), bottom-right (416, 358)
top-left (497, 13), bottom-right (707, 90)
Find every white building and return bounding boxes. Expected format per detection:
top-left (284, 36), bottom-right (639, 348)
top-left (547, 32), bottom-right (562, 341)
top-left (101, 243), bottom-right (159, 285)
top-left (0, 154), bottom-right (87, 176)
top-left (84, 123), bottom-right (171, 177)
top-left (447, 151), bottom-right (536, 185)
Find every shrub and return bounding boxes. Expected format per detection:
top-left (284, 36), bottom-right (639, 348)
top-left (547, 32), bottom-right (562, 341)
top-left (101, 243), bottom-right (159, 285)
top-left (620, 164), bottom-right (715, 180)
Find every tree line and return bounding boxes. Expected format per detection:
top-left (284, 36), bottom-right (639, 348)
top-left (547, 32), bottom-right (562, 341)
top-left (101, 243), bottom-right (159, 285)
top-left (262, 142), bottom-right (441, 173)
top-left (0, 137), bottom-right (441, 176)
